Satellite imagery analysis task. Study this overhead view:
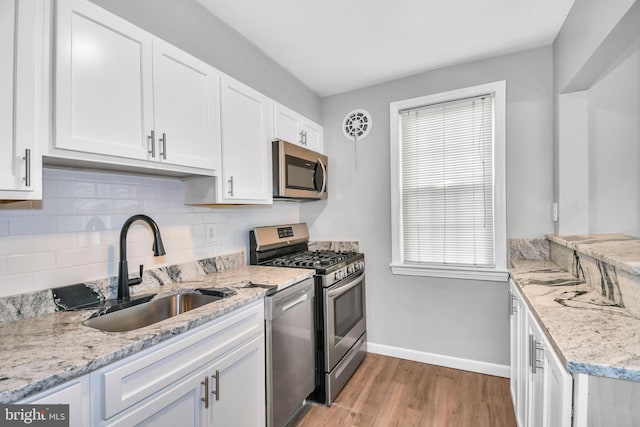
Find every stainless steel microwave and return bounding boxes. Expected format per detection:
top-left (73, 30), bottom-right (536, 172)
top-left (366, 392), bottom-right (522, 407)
top-left (273, 140), bottom-right (328, 200)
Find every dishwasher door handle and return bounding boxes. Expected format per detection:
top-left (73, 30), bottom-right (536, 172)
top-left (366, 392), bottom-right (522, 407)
top-left (281, 294), bottom-right (308, 312)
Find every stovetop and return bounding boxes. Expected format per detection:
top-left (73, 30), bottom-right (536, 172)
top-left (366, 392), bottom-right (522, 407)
top-left (260, 250), bottom-right (362, 275)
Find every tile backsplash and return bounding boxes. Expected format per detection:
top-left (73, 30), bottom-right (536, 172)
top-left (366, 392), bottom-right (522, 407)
top-left (0, 168), bottom-right (300, 298)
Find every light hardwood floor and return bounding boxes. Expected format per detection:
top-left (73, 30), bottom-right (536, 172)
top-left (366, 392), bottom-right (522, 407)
top-left (295, 353), bottom-right (516, 427)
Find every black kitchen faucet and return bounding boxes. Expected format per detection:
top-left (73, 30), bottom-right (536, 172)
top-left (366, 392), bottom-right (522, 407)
top-left (117, 214), bottom-right (166, 300)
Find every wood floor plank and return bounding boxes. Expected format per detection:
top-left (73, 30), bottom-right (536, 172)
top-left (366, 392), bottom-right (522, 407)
top-left (295, 353), bottom-right (516, 427)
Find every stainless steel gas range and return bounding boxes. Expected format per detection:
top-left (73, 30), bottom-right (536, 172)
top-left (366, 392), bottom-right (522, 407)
top-left (250, 223), bottom-right (367, 407)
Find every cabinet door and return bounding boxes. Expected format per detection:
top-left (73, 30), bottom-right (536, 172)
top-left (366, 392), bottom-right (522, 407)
top-left (220, 76), bottom-right (272, 203)
top-left (509, 286), bottom-right (519, 418)
top-left (152, 39), bottom-right (220, 170)
top-left (20, 376), bottom-right (90, 427)
top-left (106, 367), bottom-right (207, 427)
top-left (527, 327), bottom-right (545, 427)
top-left (274, 103), bottom-right (303, 145)
top-left (0, 0), bottom-right (42, 199)
top-left (274, 103), bottom-right (324, 153)
top-left (55, 0), bottom-right (154, 160)
top-left (209, 335), bottom-right (265, 427)
top-left (543, 344), bottom-right (572, 427)
top-left (300, 118), bottom-right (323, 153)
top-left (510, 281), bottom-right (528, 427)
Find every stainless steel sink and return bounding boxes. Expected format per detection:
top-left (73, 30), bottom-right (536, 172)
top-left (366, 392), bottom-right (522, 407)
top-left (84, 293), bottom-right (222, 332)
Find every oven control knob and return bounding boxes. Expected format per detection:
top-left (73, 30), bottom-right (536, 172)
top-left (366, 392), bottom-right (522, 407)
top-left (347, 266), bottom-right (353, 274)
top-left (334, 271), bottom-right (344, 281)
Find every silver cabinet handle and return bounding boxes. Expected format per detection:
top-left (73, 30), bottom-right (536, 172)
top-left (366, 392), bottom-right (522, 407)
top-left (23, 149), bottom-right (31, 187)
top-left (530, 335), bottom-right (544, 373)
top-left (159, 133), bottom-right (167, 160)
top-left (303, 130), bottom-right (308, 145)
top-left (529, 334), bottom-right (534, 372)
top-left (227, 176), bottom-right (234, 197)
top-left (535, 341), bottom-right (544, 372)
top-left (299, 130), bottom-right (305, 144)
top-left (201, 376), bottom-right (209, 409)
top-left (147, 130), bottom-right (156, 158)
top-left (212, 370), bottom-right (220, 401)
top-left (508, 290), bottom-right (517, 316)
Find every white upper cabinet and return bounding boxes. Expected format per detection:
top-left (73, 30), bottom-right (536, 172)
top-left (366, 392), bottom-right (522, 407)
top-left (54, 0), bottom-right (154, 160)
top-left (0, 0), bottom-right (43, 200)
top-left (152, 40), bottom-right (220, 170)
top-left (52, 0), bottom-right (219, 174)
top-left (273, 103), bottom-right (323, 153)
top-left (300, 119), bottom-right (322, 152)
top-left (218, 75), bottom-right (273, 204)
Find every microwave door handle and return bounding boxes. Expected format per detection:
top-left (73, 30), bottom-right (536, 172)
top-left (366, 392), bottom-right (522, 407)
top-left (327, 273), bottom-right (363, 298)
top-left (318, 158), bottom-right (327, 194)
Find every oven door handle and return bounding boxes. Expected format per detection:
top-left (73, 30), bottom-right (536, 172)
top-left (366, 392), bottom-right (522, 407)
top-left (327, 273), bottom-right (364, 298)
top-left (317, 158), bottom-right (327, 194)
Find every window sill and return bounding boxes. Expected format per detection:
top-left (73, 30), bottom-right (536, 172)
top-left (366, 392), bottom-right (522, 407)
top-left (390, 263), bottom-right (508, 282)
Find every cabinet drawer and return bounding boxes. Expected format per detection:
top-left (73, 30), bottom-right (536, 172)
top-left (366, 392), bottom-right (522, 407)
top-left (96, 301), bottom-right (263, 420)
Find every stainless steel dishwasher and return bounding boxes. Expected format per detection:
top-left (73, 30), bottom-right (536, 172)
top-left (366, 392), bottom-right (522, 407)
top-left (264, 277), bottom-right (315, 427)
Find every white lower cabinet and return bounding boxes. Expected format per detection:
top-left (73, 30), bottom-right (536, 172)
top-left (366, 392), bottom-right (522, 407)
top-left (509, 279), bottom-right (572, 427)
top-left (509, 283), bottom-right (528, 426)
top-left (95, 300), bottom-right (265, 426)
top-left (19, 376), bottom-right (91, 427)
top-left (105, 334), bottom-right (264, 427)
top-left (106, 366), bottom-right (208, 427)
top-left (17, 302), bottom-right (265, 427)
top-left (208, 335), bottom-right (265, 426)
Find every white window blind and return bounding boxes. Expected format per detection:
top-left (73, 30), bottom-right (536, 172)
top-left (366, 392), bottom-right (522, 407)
top-left (400, 95), bottom-right (495, 268)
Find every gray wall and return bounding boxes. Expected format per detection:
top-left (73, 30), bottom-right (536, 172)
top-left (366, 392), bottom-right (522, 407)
top-left (587, 42), bottom-right (640, 234)
top-left (89, 0), bottom-right (322, 123)
top-left (302, 47), bottom-right (554, 366)
top-left (553, 1), bottom-right (640, 235)
top-left (553, 0), bottom-right (636, 92)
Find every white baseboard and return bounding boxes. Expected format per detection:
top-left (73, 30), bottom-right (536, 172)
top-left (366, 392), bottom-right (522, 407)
top-left (367, 342), bottom-right (510, 378)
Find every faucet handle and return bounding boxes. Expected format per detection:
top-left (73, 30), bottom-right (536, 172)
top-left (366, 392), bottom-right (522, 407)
top-left (128, 264), bottom-right (144, 286)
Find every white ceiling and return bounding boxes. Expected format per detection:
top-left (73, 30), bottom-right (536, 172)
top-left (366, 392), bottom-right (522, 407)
top-left (196, 0), bottom-right (575, 97)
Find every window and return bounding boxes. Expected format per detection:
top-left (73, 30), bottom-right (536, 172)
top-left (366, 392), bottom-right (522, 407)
top-left (389, 81), bottom-right (507, 281)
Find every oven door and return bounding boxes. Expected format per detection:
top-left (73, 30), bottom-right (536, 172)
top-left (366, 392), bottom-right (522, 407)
top-left (324, 271), bottom-right (366, 372)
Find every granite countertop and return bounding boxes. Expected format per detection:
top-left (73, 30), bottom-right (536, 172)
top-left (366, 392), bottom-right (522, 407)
top-left (509, 259), bottom-right (640, 381)
top-left (547, 233), bottom-right (640, 276)
top-left (0, 265), bottom-right (314, 403)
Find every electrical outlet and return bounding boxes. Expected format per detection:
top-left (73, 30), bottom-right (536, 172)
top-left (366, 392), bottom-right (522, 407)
top-left (205, 223), bottom-right (215, 244)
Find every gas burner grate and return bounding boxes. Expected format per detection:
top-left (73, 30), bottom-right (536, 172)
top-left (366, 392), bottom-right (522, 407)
top-left (263, 250), bottom-right (359, 269)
